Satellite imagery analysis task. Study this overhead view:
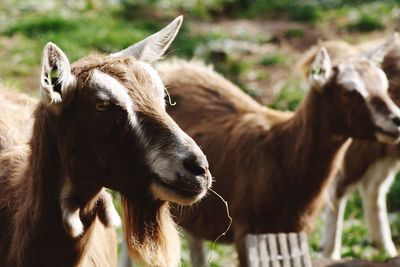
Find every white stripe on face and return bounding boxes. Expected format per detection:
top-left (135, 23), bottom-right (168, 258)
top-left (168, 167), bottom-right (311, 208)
top-left (90, 69), bottom-right (136, 125)
top-left (90, 67), bottom-right (191, 182)
top-left (90, 69), bottom-right (152, 146)
top-left (337, 63), bottom-right (368, 97)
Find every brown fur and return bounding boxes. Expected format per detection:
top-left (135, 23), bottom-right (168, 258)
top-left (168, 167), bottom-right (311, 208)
top-left (299, 39), bottom-right (400, 257)
top-left (0, 98), bottom-right (118, 267)
top-left (0, 52), bottom-right (209, 266)
top-left (0, 87), bottom-right (119, 237)
top-left (298, 39), bottom-right (400, 210)
top-left (156, 55), bottom-right (398, 266)
top-left (0, 87), bottom-right (35, 150)
top-left (60, 181), bottom-right (120, 238)
top-left (122, 198), bottom-right (180, 266)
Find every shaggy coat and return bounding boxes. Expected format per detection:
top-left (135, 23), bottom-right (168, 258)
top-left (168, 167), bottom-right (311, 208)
top-left (0, 92), bottom-right (118, 267)
top-left (156, 49), bottom-right (400, 266)
top-left (0, 87), bottom-right (35, 150)
top-left (0, 16), bottom-right (211, 267)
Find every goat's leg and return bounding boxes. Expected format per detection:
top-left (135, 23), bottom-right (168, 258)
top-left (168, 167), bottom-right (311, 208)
top-left (234, 232), bottom-right (248, 267)
top-left (359, 161), bottom-right (398, 257)
top-left (96, 189), bottom-right (121, 228)
top-left (322, 175), bottom-right (357, 260)
top-left (321, 195), bottom-right (348, 259)
top-left (61, 182), bottom-right (120, 238)
top-left (60, 180), bottom-right (85, 238)
top-left (186, 231), bottom-right (207, 267)
top-left (60, 198), bottom-right (84, 238)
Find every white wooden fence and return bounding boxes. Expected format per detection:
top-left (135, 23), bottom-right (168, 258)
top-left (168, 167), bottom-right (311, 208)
top-left (245, 232), bottom-right (312, 267)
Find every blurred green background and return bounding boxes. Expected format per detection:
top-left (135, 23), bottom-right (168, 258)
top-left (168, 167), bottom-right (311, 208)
top-left (1, 0), bottom-right (400, 265)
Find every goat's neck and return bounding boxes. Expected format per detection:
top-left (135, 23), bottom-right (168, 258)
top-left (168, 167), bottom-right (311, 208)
top-left (272, 89), bottom-right (348, 190)
top-left (8, 108), bottom-right (101, 267)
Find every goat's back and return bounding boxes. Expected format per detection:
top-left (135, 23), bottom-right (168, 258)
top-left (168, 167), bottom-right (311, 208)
top-left (158, 59), bottom-right (291, 126)
top-left (0, 87), bottom-right (35, 151)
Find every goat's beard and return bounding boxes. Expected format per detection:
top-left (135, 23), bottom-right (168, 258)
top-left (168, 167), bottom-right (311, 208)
top-left (121, 195), bottom-right (180, 267)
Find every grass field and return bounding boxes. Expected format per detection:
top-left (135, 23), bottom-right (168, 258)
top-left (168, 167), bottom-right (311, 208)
top-left (1, 0), bottom-right (400, 265)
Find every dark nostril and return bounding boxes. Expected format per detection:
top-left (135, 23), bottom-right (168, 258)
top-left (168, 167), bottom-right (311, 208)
top-left (183, 155), bottom-right (207, 176)
top-left (392, 116), bottom-right (400, 127)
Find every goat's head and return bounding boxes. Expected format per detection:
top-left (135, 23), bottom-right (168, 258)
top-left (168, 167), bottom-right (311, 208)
top-left (39, 17), bottom-right (212, 265)
top-left (39, 16), bottom-right (211, 206)
top-left (308, 37), bottom-right (400, 144)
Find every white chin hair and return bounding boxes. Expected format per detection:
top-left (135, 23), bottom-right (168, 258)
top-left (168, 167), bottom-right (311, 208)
top-left (375, 132), bottom-right (400, 144)
top-left (150, 182), bottom-right (204, 206)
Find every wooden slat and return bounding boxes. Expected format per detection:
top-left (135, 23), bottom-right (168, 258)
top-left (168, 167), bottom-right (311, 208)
top-left (299, 233), bottom-right (312, 267)
top-left (246, 232), bottom-right (312, 267)
top-left (259, 235), bottom-right (269, 267)
top-left (245, 234), bottom-right (260, 267)
top-left (288, 233), bottom-right (302, 267)
top-left (267, 234), bottom-right (280, 267)
top-left (278, 233), bottom-right (291, 267)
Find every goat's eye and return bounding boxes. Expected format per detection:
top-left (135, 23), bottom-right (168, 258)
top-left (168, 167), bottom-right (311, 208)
top-left (343, 89), bottom-right (358, 98)
top-left (94, 101), bottom-right (111, 112)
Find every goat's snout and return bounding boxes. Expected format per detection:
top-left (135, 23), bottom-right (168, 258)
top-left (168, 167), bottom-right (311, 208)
top-left (391, 115), bottom-right (400, 127)
top-left (374, 111), bottom-right (400, 144)
top-left (149, 147), bottom-right (211, 205)
top-left (181, 152), bottom-right (211, 189)
top-left (183, 154), bottom-right (208, 176)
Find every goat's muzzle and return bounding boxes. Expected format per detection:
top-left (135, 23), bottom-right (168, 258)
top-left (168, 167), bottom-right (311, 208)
top-left (150, 151), bottom-right (212, 205)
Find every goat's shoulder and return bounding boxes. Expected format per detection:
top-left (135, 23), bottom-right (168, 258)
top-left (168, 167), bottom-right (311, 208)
top-left (0, 87), bottom-right (35, 150)
top-left (0, 145), bottom-right (29, 179)
top-left (0, 86), bottom-right (36, 108)
top-left (0, 145), bottom-right (29, 210)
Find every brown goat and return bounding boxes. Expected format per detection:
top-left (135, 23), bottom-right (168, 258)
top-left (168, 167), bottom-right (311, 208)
top-left (156, 39), bottom-right (400, 266)
top-left (0, 16), bottom-right (212, 267)
top-left (0, 87), bottom-right (122, 239)
top-left (300, 36), bottom-right (400, 259)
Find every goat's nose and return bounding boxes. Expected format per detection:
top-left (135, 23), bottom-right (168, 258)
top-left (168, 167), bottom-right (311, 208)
top-left (183, 154), bottom-right (208, 176)
top-left (392, 116), bottom-right (400, 127)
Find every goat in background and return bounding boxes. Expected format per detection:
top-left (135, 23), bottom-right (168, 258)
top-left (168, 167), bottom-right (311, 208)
top-left (299, 34), bottom-right (400, 259)
top-left (156, 36), bottom-right (400, 266)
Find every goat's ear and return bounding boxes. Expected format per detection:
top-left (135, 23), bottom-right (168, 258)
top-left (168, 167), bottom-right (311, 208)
top-left (40, 42), bottom-right (74, 114)
top-left (111, 16), bottom-right (183, 62)
top-left (309, 47), bottom-right (332, 92)
top-left (364, 32), bottom-right (398, 64)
